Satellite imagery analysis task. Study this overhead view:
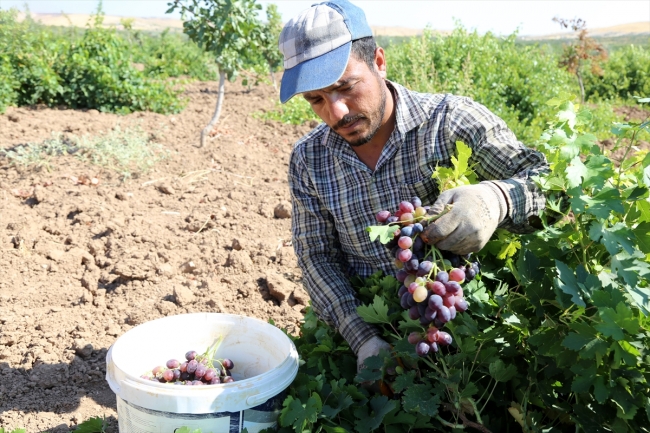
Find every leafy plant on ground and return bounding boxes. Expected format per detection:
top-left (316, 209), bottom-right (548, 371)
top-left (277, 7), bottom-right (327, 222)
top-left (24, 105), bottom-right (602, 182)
top-left (0, 127), bottom-right (168, 179)
top-left (277, 97), bottom-right (650, 432)
top-left (255, 96), bottom-right (320, 126)
top-left (0, 428), bottom-right (26, 433)
top-left (72, 416), bottom-right (107, 433)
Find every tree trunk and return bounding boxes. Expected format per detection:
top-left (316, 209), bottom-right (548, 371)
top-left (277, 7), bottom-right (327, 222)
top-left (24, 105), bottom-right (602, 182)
top-left (268, 61), bottom-right (277, 91)
top-left (200, 70), bottom-right (227, 148)
top-left (577, 69), bottom-right (585, 104)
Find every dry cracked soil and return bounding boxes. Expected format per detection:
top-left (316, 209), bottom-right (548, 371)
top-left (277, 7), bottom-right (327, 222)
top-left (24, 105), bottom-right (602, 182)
top-left (0, 78), bottom-right (314, 432)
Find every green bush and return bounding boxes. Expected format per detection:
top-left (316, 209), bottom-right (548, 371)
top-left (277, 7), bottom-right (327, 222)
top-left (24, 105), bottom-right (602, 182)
top-left (583, 44), bottom-right (650, 102)
top-left (0, 8), bottom-right (188, 114)
top-left (386, 27), bottom-right (578, 144)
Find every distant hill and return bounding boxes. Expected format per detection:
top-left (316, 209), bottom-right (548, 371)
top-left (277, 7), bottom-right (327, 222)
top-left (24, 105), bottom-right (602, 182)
top-left (14, 12), bottom-right (649, 39)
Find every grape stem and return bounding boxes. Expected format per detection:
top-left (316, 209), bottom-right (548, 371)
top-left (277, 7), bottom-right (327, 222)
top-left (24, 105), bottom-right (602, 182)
top-left (198, 335), bottom-right (224, 369)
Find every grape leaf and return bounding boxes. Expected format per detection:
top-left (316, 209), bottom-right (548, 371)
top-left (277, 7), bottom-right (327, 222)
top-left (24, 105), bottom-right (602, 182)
top-left (322, 426), bottom-right (351, 433)
top-left (460, 382), bottom-right (479, 398)
top-left (635, 222), bottom-right (650, 253)
top-left (588, 221), bottom-right (636, 256)
top-left (402, 384), bottom-right (440, 417)
top-left (279, 394), bottom-right (322, 431)
top-left (366, 224), bottom-right (399, 244)
top-left (555, 260), bottom-right (586, 307)
top-left (321, 390), bottom-right (354, 419)
top-left (392, 369), bottom-right (416, 393)
top-left (353, 396), bottom-right (398, 433)
top-left (562, 333), bottom-right (594, 351)
top-left (357, 295), bottom-right (390, 324)
top-left (73, 417), bottom-right (106, 433)
top-left (566, 156), bottom-right (588, 188)
top-left (571, 365), bottom-right (596, 393)
top-left (488, 359), bottom-right (517, 382)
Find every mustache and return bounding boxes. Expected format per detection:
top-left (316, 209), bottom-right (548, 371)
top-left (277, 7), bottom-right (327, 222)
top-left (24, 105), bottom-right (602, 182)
top-left (333, 114), bottom-right (365, 131)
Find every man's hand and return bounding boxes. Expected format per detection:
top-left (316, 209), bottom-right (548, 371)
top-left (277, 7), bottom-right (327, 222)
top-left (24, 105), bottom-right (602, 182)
top-left (421, 182), bottom-right (507, 255)
top-left (357, 336), bottom-right (391, 373)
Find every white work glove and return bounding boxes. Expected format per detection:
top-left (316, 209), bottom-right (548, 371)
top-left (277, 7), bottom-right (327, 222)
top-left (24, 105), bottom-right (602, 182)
top-left (357, 336), bottom-right (391, 373)
top-left (421, 182), bottom-right (507, 255)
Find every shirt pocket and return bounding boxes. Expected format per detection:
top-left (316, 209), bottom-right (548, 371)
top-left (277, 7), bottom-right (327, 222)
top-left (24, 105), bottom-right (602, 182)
top-left (399, 175), bottom-right (439, 207)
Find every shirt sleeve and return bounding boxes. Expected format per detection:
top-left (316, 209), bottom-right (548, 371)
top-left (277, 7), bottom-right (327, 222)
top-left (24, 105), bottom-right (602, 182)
top-left (288, 145), bottom-right (381, 354)
top-left (444, 96), bottom-right (549, 233)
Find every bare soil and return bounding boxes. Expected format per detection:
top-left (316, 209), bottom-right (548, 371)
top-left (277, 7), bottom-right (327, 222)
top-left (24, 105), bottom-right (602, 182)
top-left (0, 79), bottom-right (312, 432)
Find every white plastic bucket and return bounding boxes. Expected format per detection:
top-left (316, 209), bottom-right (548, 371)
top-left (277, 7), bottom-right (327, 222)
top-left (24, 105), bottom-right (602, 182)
top-left (105, 313), bottom-right (300, 433)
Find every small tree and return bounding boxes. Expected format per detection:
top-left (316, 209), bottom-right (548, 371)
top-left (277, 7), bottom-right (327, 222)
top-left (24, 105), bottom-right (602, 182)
top-left (167, 0), bottom-right (265, 147)
top-left (553, 16), bottom-right (608, 103)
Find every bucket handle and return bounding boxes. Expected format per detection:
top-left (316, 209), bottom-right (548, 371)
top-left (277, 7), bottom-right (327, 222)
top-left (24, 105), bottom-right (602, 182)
top-left (246, 387), bottom-right (282, 407)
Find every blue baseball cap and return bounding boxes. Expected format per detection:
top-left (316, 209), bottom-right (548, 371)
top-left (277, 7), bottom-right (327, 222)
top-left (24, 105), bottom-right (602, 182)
top-left (278, 0), bottom-right (373, 103)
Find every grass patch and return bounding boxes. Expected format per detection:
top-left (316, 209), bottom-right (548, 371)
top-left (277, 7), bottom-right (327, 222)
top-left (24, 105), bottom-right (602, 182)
top-left (1, 126), bottom-right (169, 180)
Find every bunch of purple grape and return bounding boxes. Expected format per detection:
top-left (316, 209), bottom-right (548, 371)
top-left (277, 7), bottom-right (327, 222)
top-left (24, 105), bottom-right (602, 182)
top-left (142, 350), bottom-right (235, 386)
top-left (373, 196), bottom-right (481, 357)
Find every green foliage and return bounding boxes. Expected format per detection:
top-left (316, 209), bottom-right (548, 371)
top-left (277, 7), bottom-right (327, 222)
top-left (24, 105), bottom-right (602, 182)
top-left (167, 0), bottom-right (266, 80)
top-left (279, 98), bottom-right (650, 432)
top-left (0, 428), bottom-right (26, 433)
top-left (583, 44), bottom-right (650, 102)
top-left (73, 416), bottom-right (107, 433)
top-left (0, 6), bottom-right (185, 114)
top-left (387, 27), bottom-right (578, 144)
top-left (256, 96), bottom-right (320, 125)
top-left (0, 127), bottom-right (168, 179)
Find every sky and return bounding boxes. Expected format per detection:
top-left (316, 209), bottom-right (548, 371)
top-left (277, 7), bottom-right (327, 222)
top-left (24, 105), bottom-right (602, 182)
top-left (1, 0), bottom-right (649, 37)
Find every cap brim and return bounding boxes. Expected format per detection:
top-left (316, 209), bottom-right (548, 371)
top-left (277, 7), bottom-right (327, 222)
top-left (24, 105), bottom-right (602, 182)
top-left (280, 42), bottom-right (351, 104)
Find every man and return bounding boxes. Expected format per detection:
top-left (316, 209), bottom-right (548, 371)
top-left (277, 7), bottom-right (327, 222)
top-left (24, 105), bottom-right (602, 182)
top-left (279, 0), bottom-right (548, 372)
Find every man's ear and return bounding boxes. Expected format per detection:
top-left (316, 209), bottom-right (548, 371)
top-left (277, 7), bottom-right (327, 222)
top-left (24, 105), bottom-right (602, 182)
top-left (374, 47), bottom-right (387, 78)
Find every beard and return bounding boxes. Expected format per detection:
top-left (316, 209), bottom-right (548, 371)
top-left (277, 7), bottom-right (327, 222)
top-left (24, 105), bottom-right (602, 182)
top-left (334, 77), bottom-right (387, 147)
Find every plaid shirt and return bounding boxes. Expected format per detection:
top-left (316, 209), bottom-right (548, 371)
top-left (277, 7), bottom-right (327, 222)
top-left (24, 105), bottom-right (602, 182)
top-left (288, 81), bottom-right (548, 353)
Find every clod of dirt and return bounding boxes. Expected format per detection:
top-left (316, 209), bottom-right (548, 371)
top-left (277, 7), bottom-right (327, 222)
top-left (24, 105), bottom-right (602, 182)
top-left (274, 200), bottom-right (292, 219)
top-left (225, 250), bottom-right (254, 273)
top-left (33, 185), bottom-right (47, 203)
top-left (73, 339), bottom-right (94, 358)
top-left (265, 273), bottom-right (295, 303)
top-left (157, 183), bottom-right (175, 195)
top-left (232, 238), bottom-right (244, 251)
top-left (173, 284), bottom-right (195, 307)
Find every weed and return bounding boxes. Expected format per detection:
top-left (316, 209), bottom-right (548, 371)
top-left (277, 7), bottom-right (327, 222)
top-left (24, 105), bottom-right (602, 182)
top-left (255, 97), bottom-right (319, 126)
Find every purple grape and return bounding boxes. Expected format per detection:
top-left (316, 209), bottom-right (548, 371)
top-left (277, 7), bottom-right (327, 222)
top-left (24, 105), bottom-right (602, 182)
top-left (396, 270), bottom-right (408, 283)
top-left (222, 358), bottom-right (234, 370)
top-left (166, 359), bottom-right (180, 369)
top-left (397, 249), bottom-right (412, 262)
top-left (223, 376), bottom-right (235, 383)
top-left (407, 332), bottom-right (421, 344)
top-left (210, 377), bottom-right (221, 384)
top-left (195, 364), bottom-right (207, 379)
top-left (437, 331), bottom-right (453, 346)
top-left (449, 305), bottom-right (457, 320)
top-left (429, 342), bottom-right (439, 353)
top-left (412, 236), bottom-right (424, 252)
top-left (400, 292), bottom-right (410, 309)
top-left (204, 368), bottom-right (217, 382)
top-left (412, 223), bottom-right (423, 234)
top-left (162, 369), bottom-right (174, 382)
top-left (437, 305), bottom-right (451, 323)
top-left (400, 225), bottom-right (413, 237)
top-left (428, 294), bottom-right (443, 310)
top-left (417, 303), bottom-right (427, 317)
top-left (415, 341), bottom-right (430, 357)
top-left (465, 267), bottom-right (477, 281)
top-left (408, 305), bottom-right (420, 320)
top-left (445, 281), bottom-right (461, 295)
top-left (411, 197), bottom-right (422, 208)
top-left (419, 316), bottom-right (432, 326)
top-left (192, 380), bottom-right (204, 386)
top-left (187, 359), bottom-right (198, 374)
top-left (180, 372), bottom-right (191, 381)
top-left (406, 293), bottom-right (417, 307)
top-left (416, 261), bottom-right (433, 277)
top-left (185, 351), bottom-right (198, 361)
top-left (455, 298), bottom-right (469, 312)
top-left (386, 216), bottom-right (399, 224)
top-left (424, 307), bottom-right (437, 321)
top-left (435, 271), bottom-right (449, 284)
top-left (398, 285), bottom-right (408, 298)
top-left (172, 369), bottom-right (181, 381)
top-left (376, 210), bottom-right (391, 223)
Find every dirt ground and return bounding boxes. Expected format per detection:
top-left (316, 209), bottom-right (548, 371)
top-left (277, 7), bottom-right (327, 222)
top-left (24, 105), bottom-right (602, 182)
top-left (0, 78), bottom-right (313, 432)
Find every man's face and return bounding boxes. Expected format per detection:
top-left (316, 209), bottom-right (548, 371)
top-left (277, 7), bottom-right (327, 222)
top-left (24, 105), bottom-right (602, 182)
top-left (302, 54), bottom-right (387, 147)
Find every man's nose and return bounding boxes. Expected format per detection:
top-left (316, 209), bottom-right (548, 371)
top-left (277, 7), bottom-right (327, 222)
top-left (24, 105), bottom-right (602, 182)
top-left (325, 95), bottom-right (349, 123)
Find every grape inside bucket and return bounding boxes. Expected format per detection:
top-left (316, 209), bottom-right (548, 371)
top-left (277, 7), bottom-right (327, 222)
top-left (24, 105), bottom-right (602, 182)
top-left (372, 197), bottom-right (480, 356)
